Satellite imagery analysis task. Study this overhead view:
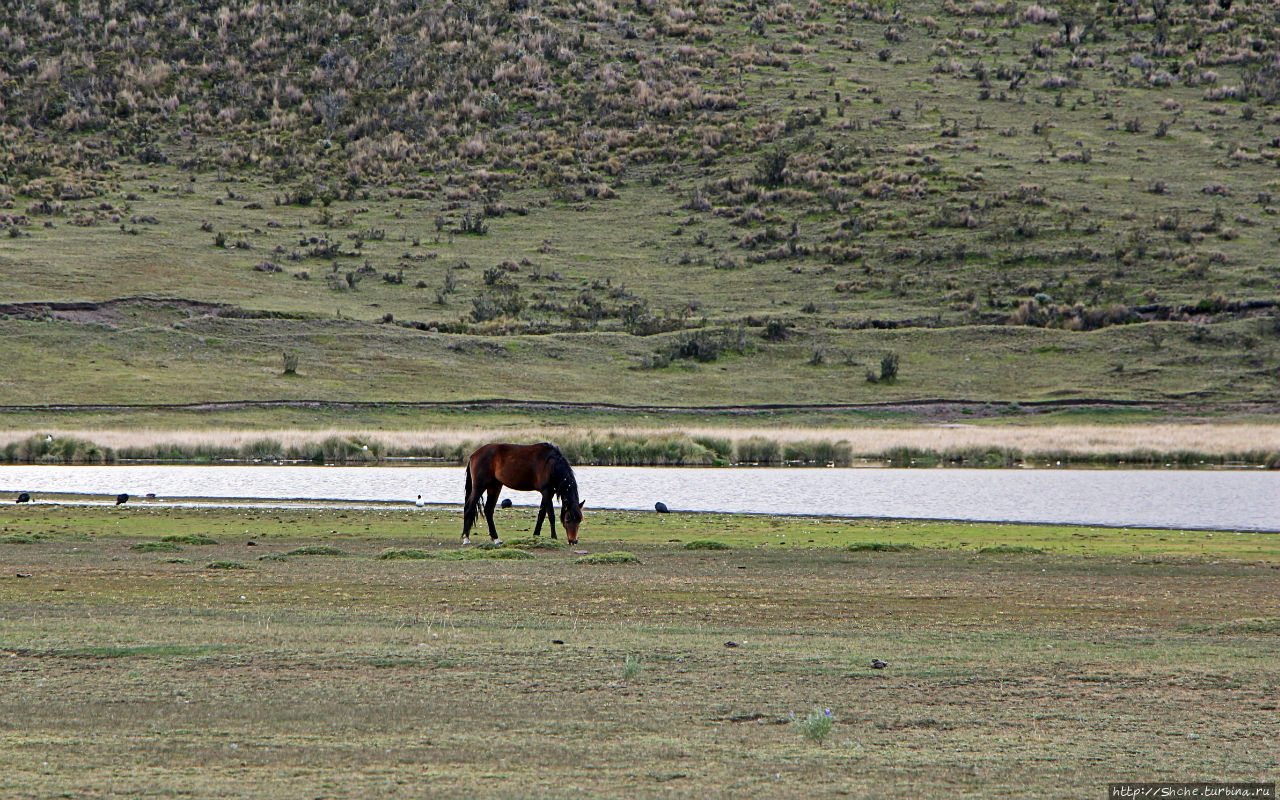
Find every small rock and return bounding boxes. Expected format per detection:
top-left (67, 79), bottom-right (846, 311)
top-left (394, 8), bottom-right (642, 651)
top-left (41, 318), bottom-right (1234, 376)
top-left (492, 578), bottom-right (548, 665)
top-left (654, 502), bottom-right (669, 513)
top-left (500, 498), bottom-right (512, 508)
top-left (246, 541), bottom-right (257, 546)
top-left (552, 639), bottom-right (565, 645)
top-left (15, 573), bottom-right (32, 578)
top-left (870, 658), bottom-right (889, 669)
top-left (724, 641), bottom-right (739, 648)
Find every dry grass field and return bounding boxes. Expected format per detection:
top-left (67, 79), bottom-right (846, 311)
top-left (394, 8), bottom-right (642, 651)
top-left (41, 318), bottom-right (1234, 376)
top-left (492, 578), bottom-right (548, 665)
top-left (1, 505), bottom-right (1277, 798)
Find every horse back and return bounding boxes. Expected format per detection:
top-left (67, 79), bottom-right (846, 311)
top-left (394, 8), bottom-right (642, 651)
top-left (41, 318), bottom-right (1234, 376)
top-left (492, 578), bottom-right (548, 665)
top-left (469, 442), bottom-right (559, 492)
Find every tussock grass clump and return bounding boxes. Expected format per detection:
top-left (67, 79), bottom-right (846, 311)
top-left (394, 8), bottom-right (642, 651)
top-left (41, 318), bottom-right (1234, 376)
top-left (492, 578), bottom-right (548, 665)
top-left (505, 537), bottom-right (568, 549)
top-left (3, 434), bottom-right (114, 464)
top-left (378, 547), bottom-right (533, 561)
top-left (285, 545), bottom-right (349, 557)
top-left (378, 548), bottom-right (434, 560)
top-left (783, 439), bottom-right (853, 466)
top-left (977, 545), bottom-right (1045, 555)
top-left (621, 655), bottom-right (644, 681)
top-left (257, 553), bottom-right (289, 562)
top-left (481, 548), bottom-right (536, 560)
top-left (558, 432), bottom-right (717, 466)
top-left (845, 542), bottom-right (918, 552)
top-left (684, 540), bottom-right (731, 550)
top-left (735, 436), bottom-right (781, 464)
top-left (207, 560), bottom-right (249, 569)
top-left (161, 534), bottom-right (218, 545)
top-left (576, 551), bottom-right (640, 565)
top-left (131, 541), bottom-right (182, 552)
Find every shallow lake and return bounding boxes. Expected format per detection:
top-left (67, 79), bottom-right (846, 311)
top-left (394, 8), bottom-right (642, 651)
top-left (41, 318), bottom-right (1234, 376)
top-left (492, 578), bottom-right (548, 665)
top-left (2, 464), bottom-right (1277, 531)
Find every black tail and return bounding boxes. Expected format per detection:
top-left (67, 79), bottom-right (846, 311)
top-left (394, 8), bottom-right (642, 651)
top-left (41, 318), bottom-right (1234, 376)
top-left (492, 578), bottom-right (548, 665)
top-left (462, 466), bottom-right (476, 538)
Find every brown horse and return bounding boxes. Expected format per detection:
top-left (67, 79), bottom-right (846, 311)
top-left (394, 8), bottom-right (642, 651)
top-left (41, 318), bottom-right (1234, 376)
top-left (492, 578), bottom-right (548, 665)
top-left (462, 442), bottom-right (584, 546)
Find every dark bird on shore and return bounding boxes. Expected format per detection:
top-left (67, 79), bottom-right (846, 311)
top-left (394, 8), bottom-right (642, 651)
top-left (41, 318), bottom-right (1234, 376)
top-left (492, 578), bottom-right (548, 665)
top-left (654, 502), bottom-right (669, 513)
top-left (115, 493), bottom-right (129, 505)
top-left (16, 492), bottom-right (30, 504)
top-left (870, 659), bottom-right (889, 669)
top-left (499, 498), bottom-right (512, 508)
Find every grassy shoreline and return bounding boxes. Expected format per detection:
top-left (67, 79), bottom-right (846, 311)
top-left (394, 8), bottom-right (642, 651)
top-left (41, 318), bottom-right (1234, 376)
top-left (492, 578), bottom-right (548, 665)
top-left (1, 506), bottom-right (1276, 798)
top-left (3, 423), bottom-right (1279, 468)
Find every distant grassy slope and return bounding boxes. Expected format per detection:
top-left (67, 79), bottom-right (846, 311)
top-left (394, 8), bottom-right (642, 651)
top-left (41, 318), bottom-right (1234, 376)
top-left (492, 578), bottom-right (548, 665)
top-left (1, 0), bottom-right (1278, 408)
top-left (0, 313), bottom-right (1276, 405)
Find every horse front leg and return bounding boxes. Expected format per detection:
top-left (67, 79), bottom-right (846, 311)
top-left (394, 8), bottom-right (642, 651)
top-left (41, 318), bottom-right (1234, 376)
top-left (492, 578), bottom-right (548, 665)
top-left (533, 492), bottom-right (551, 537)
top-left (483, 489), bottom-right (502, 545)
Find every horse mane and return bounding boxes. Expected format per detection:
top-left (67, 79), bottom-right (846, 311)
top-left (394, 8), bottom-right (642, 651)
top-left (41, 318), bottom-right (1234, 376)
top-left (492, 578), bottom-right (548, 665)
top-left (543, 443), bottom-right (581, 510)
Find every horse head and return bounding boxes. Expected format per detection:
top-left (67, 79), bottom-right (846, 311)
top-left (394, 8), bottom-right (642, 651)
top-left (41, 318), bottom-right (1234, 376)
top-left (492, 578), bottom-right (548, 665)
top-left (561, 500), bottom-right (585, 545)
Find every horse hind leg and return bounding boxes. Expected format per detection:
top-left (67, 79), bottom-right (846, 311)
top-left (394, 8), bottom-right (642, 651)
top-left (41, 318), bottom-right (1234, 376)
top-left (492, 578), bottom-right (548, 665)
top-left (461, 480), bottom-right (485, 545)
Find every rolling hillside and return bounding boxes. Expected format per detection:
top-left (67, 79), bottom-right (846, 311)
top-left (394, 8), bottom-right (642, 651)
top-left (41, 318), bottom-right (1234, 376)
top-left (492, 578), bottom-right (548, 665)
top-left (1, 0), bottom-right (1278, 409)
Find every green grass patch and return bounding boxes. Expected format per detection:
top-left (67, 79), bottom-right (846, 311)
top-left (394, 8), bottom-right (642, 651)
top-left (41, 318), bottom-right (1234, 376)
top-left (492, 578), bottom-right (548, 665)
top-left (378, 548), bottom-right (434, 560)
top-left (257, 553), bottom-right (289, 562)
top-left (2, 533), bottom-right (43, 544)
top-left (845, 542), bottom-right (919, 552)
top-left (683, 540), bottom-right (731, 550)
top-left (1185, 618), bottom-right (1280, 635)
top-left (206, 560), bottom-right (249, 569)
top-left (161, 534), bottom-right (218, 545)
top-left (576, 551), bottom-right (640, 565)
top-left (378, 547), bottom-right (532, 561)
top-left (284, 545), bottom-right (349, 557)
top-left (504, 537), bottom-right (568, 550)
top-left (130, 541), bottom-right (183, 552)
top-left (44, 644), bottom-right (229, 659)
top-left (977, 545), bottom-right (1046, 555)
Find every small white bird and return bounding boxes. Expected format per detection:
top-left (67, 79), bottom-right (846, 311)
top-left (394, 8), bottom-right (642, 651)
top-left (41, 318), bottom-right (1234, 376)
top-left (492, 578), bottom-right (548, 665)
top-left (414, 494), bottom-right (425, 507)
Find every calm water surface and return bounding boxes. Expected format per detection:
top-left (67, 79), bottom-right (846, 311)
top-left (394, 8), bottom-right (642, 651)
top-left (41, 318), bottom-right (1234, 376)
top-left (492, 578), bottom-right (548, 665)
top-left (1, 465), bottom-right (1277, 531)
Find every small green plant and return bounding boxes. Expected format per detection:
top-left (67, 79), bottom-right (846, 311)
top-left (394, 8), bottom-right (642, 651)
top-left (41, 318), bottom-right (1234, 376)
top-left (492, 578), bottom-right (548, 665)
top-left (622, 655), bottom-right (643, 680)
top-left (575, 551), bottom-right (640, 565)
top-left (793, 707), bottom-right (834, 744)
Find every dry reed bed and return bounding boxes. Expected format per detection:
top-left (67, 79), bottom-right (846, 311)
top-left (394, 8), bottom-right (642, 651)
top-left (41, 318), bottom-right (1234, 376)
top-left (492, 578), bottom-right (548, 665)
top-left (3, 424), bottom-right (1280, 466)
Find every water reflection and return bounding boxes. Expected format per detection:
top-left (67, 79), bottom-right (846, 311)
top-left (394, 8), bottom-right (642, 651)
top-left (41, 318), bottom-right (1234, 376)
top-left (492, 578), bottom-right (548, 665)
top-left (0, 464), bottom-right (1276, 531)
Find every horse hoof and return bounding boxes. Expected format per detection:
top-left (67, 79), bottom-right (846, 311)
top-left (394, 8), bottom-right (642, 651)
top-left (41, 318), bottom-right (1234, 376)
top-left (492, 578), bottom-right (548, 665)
top-left (461, 538), bottom-right (472, 547)
top-left (492, 539), bottom-right (503, 547)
